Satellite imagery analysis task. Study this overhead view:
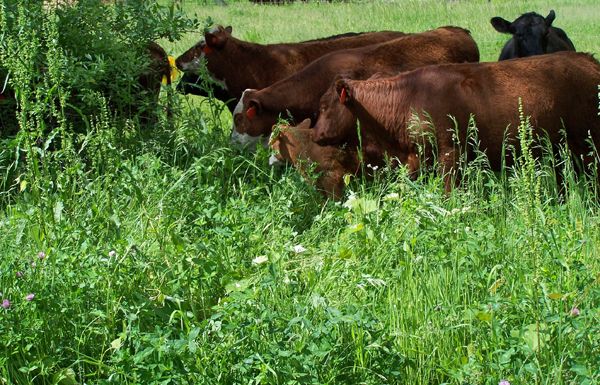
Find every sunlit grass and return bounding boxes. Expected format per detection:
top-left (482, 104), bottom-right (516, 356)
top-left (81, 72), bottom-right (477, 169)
top-left (1, 1), bottom-right (599, 384)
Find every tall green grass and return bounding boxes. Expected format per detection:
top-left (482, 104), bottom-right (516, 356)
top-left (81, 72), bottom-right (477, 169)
top-left (0, 1), bottom-right (599, 384)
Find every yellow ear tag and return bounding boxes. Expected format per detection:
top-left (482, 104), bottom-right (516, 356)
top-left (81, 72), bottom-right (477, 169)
top-left (162, 56), bottom-right (179, 85)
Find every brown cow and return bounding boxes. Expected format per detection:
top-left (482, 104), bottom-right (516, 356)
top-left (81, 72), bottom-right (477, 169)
top-left (1, 41), bottom-right (173, 134)
top-left (270, 118), bottom-right (360, 199)
top-left (312, 51), bottom-right (600, 192)
top-left (136, 41), bottom-right (174, 124)
top-left (231, 26), bottom-right (480, 149)
top-left (175, 25), bottom-right (407, 111)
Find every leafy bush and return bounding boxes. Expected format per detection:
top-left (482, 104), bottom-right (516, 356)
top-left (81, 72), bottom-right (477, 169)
top-left (0, 0), bottom-right (199, 199)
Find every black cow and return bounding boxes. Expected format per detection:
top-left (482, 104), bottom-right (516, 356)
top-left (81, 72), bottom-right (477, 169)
top-left (491, 10), bottom-right (575, 60)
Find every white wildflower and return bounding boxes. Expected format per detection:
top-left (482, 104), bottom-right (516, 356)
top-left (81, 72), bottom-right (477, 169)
top-left (252, 255), bottom-right (268, 265)
top-left (293, 244), bottom-right (307, 254)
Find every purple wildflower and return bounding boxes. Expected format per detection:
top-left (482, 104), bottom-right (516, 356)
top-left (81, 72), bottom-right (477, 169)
top-left (499, 380), bottom-right (510, 385)
top-left (108, 250), bottom-right (116, 258)
top-left (1, 299), bottom-right (10, 309)
top-left (25, 293), bottom-right (35, 301)
top-left (570, 307), bottom-right (580, 317)
top-left (38, 251), bottom-right (46, 260)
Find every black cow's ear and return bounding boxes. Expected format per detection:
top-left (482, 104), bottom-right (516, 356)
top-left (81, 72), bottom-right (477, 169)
top-left (545, 10), bottom-right (556, 26)
top-left (335, 79), bottom-right (351, 104)
top-left (490, 17), bottom-right (512, 34)
top-left (225, 26), bottom-right (233, 34)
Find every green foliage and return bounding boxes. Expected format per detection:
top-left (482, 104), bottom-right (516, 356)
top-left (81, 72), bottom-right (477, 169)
top-left (0, 1), bottom-right (599, 384)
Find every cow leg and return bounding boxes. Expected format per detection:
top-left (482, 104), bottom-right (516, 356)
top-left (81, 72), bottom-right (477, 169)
top-left (405, 153), bottom-right (421, 179)
top-left (438, 147), bottom-right (458, 192)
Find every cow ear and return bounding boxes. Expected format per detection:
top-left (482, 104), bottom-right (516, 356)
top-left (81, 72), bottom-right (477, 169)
top-left (545, 10), bottom-right (556, 27)
top-left (490, 17), bottom-right (512, 34)
top-left (246, 100), bottom-right (261, 120)
top-left (335, 80), bottom-right (351, 104)
top-left (205, 30), bottom-right (227, 49)
top-left (225, 26), bottom-right (233, 34)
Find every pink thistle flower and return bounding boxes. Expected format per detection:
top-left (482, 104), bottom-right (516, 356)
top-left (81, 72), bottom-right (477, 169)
top-left (499, 380), bottom-right (510, 385)
top-left (25, 293), bottom-right (35, 301)
top-left (1, 299), bottom-right (10, 309)
top-left (570, 307), bottom-right (580, 316)
top-left (38, 251), bottom-right (46, 260)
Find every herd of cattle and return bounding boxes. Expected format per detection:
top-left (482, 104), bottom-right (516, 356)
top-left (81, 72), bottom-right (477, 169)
top-left (2, 10), bottom-right (599, 199)
top-left (174, 10), bottom-right (600, 198)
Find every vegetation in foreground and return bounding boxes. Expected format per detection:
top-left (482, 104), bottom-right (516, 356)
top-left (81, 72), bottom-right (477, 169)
top-left (0, 1), bottom-right (599, 384)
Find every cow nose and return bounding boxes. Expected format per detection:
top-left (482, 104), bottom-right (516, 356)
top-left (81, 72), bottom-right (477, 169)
top-left (312, 130), bottom-right (325, 145)
top-left (268, 154), bottom-right (284, 167)
top-left (230, 129), bottom-right (264, 151)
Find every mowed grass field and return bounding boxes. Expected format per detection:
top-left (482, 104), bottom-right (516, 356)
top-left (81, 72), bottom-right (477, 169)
top-left (1, 1), bottom-right (599, 384)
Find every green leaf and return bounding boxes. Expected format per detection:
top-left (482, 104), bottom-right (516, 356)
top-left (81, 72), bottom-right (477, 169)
top-left (52, 368), bottom-right (78, 385)
top-left (570, 364), bottom-right (590, 377)
top-left (347, 222), bottom-right (364, 233)
top-left (547, 292), bottom-right (563, 300)
top-left (110, 337), bottom-right (122, 350)
top-left (225, 279), bottom-right (251, 294)
top-left (522, 323), bottom-right (548, 351)
top-left (476, 311), bottom-right (492, 322)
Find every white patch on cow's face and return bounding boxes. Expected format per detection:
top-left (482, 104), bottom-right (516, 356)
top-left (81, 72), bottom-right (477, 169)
top-left (230, 89), bottom-right (266, 150)
top-left (207, 25), bottom-right (221, 34)
top-left (231, 130), bottom-right (263, 150)
top-left (179, 46), bottom-right (206, 73)
top-left (268, 154), bottom-right (284, 167)
top-left (230, 131), bottom-right (270, 150)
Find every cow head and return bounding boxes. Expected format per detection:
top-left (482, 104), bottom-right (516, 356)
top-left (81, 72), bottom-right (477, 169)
top-left (174, 25), bottom-right (232, 98)
top-left (230, 89), bottom-right (274, 149)
top-left (269, 118), bottom-right (312, 165)
top-left (491, 10), bottom-right (556, 57)
top-left (175, 25), bottom-right (232, 73)
top-left (312, 78), bottom-right (357, 146)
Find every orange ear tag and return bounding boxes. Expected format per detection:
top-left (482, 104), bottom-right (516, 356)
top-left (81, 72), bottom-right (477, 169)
top-left (339, 87), bottom-right (347, 104)
top-left (246, 106), bottom-right (257, 120)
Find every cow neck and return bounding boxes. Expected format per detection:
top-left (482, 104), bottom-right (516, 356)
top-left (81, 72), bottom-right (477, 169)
top-left (346, 77), bottom-right (422, 169)
top-left (210, 38), bottom-right (266, 95)
top-left (227, 38), bottom-right (303, 90)
top-left (255, 71), bottom-right (322, 120)
top-left (348, 77), bottom-right (414, 147)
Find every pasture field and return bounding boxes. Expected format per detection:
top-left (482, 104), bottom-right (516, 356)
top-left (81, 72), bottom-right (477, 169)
top-left (1, 0), bottom-right (599, 384)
